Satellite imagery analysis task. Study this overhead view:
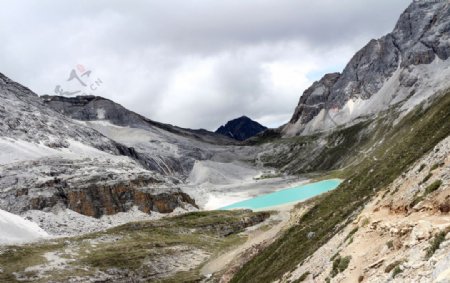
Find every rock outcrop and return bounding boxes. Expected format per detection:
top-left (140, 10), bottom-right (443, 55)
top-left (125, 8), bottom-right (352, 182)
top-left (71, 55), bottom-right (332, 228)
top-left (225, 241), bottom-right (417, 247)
top-left (0, 72), bottom-right (197, 219)
top-left (216, 116), bottom-right (267, 141)
top-left (285, 0), bottom-right (450, 135)
top-left (0, 157), bottom-right (196, 218)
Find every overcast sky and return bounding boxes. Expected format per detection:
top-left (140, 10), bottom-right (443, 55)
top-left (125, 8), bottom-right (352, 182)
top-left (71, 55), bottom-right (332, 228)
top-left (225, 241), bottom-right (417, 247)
top-left (0, 0), bottom-right (411, 130)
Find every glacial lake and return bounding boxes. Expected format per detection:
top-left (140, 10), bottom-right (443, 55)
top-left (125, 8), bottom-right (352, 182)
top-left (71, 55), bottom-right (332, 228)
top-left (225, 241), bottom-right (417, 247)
top-left (219, 179), bottom-right (342, 211)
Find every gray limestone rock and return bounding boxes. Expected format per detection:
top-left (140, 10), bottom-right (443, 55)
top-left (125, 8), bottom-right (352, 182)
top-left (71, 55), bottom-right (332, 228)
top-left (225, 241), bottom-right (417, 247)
top-left (288, 1), bottom-right (450, 130)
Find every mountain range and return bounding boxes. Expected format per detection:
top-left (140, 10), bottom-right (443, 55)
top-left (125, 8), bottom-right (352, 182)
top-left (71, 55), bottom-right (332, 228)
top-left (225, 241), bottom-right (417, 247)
top-left (0, 1), bottom-right (449, 282)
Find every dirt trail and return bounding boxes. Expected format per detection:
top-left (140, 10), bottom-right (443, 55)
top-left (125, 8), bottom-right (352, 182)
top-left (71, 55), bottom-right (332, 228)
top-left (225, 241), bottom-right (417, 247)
top-left (200, 205), bottom-right (293, 276)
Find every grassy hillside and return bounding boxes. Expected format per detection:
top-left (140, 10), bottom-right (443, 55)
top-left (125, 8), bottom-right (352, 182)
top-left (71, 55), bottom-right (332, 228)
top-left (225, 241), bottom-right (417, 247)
top-left (0, 210), bottom-right (269, 283)
top-left (232, 91), bottom-right (450, 283)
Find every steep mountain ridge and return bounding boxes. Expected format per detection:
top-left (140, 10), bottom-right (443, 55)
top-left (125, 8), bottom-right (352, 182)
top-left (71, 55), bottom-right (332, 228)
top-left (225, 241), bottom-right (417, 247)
top-left (216, 116), bottom-right (267, 141)
top-left (40, 95), bottom-right (246, 178)
top-left (284, 0), bottom-right (450, 136)
top-left (41, 95), bottom-right (236, 145)
top-left (0, 72), bottom-right (196, 223)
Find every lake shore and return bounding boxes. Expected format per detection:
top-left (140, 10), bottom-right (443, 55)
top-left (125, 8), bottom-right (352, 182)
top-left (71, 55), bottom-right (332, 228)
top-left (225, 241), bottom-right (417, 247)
top-left (182, 175), bottom-right (310, 210)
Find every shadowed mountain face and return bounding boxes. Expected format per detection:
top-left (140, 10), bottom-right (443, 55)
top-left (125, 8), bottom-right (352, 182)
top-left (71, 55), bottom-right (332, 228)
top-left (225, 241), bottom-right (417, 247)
top-left (216, 116), bottom-right (267, 141)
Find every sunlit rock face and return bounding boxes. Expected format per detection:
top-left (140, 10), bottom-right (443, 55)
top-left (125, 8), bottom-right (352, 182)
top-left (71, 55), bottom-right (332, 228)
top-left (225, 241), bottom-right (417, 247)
top-left (0, 72), bottom-right (197, 218)
top-left (285, 1), bottom-right (450, 136)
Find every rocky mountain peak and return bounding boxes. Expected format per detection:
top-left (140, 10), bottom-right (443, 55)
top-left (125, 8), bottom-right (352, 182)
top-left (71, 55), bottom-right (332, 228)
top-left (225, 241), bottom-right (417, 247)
top-left (284, 0), bottom-right (450, 136)
top-left (216, 116), bottom-right (267, 141)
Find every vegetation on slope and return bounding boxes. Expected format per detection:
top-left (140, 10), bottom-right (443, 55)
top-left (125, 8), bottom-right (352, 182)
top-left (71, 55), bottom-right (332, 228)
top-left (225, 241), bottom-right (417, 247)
top-left (255, 111), bottom-right (399, 175)
top-left (0, 210), bottom-right (269, 283)
top-left (232, 91), bottom-right (450, 283)
top-left (426, 230), bottom-right (448, 259)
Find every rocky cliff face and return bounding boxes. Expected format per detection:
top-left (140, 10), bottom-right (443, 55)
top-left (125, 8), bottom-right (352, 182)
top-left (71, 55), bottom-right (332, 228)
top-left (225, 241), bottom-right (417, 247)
top-left (284, 0), bottom-right (450, 136)
top-left (0, 72), bottom-right (197, 221)
top-left (0, 158), bottom-right (196, 218)
top-left (216, 116), bottom-right (267, 141)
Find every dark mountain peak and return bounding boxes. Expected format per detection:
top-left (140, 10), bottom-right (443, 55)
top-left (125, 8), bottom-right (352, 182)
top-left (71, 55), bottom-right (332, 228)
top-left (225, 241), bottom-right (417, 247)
top-left (216, 116), bottom-right (267, 141)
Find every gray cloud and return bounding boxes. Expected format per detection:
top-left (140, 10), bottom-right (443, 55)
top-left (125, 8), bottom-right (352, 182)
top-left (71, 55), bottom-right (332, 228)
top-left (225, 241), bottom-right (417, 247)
top-left (0, 0), bottom-right (411, 130)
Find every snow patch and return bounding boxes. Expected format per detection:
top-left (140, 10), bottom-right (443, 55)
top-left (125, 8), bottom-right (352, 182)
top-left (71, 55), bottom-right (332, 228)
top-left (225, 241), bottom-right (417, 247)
top-left (0, 209), bottom-right (49, 245)
top-left (96, 108), bottom-right (106, 119)
top-left (188, 160), bottom-right (261, 186)
top-left (0, 138), bottom-right (59, 165)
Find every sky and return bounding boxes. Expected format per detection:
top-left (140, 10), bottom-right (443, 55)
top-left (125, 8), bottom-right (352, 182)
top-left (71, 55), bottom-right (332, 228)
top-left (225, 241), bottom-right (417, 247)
top-left (0, 0), bottom-right (411, 130)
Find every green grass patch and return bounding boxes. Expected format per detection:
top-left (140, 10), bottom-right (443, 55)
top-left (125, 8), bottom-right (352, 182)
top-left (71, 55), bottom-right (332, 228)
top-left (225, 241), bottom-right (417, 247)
top-left (344, 227), bottom-right (358, 242)
top-left (385, 259), bottom-right (404, 273)
top-left (331, 255), bottom-right (351, 277)
top-left (295, 271), bottom-right (310, 282)
top-left (418, 163), bottom-right (426, 172)
top-left (392, 266), bottom-right (403, 278)
top-left (421, 172), bottom-right (433, 184)
top-left (254, 173), bottom-right (283, 180)
top-left (386, 240), bottom-right (394, 249)
top-left (430, 162), bottom-right (444, 171)
top-left (411, 179), bottom-right (443, 208)
top-left (426, 231), bottom-right (447, 259)
top-left (425, 180), bottom-right (443, 194)
top-left (410, 195), bottom-right (425, 208)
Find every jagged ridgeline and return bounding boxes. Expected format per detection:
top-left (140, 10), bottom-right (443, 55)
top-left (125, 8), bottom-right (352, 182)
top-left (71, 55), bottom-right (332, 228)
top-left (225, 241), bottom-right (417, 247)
top-left (232, 91), bottom-right (450, 282)
top-left (282, 0), bottom-right (450, 136)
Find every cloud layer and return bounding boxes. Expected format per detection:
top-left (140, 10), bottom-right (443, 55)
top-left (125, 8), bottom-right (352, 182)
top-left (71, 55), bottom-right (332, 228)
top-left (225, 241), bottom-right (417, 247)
top-left (0, 0), bottom-right (411, 129)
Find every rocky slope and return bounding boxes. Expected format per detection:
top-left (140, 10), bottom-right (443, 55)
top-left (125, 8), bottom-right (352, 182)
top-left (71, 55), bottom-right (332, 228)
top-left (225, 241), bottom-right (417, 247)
top-left (40, 95), bottom-right (247, 178)
top-left (216, 116), bottom-right (267, 141)
top-left (283, 0), bottom-right (450, 136)
top-left (0, 157), bottom-right (195, 218)
top-left (41, 95), bottom-right (236, 145)
top-left (285, 135), bottom-right (450, 283)
top-left (0, 72), bottom-right (197, 229)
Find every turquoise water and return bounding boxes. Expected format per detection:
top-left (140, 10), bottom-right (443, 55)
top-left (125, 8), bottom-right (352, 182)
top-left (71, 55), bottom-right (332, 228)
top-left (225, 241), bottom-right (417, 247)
top-left (219, 179), bottom-right (341, 210)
